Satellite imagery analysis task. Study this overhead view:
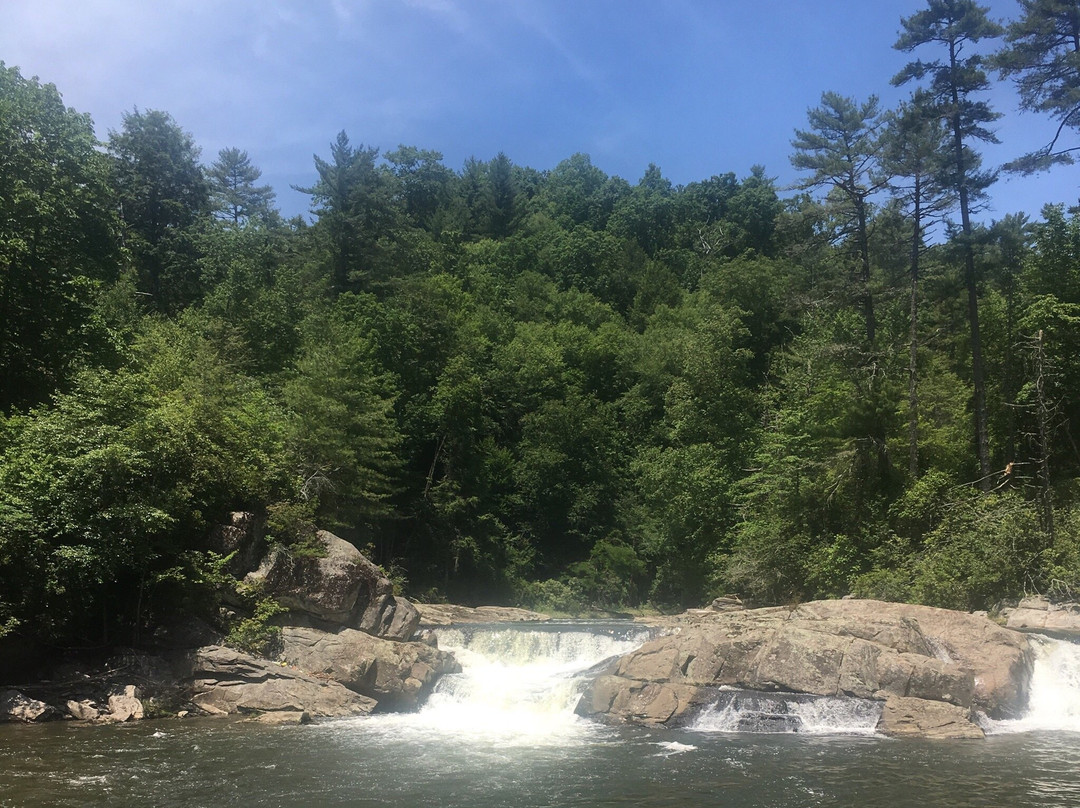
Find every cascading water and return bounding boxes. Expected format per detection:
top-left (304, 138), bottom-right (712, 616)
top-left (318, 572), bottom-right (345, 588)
top-left (689, 689), bottom-right (883, 736)
top-left (986, 634), bottom-right (1080, 734)
top-left (354, 622), bottom-right (653, 746)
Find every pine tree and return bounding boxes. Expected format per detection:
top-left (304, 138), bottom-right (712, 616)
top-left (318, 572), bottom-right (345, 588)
top-left (894, 0), bottom-right (1003, 490)
top-left (994, 0), bottom-right (1080, 172)
top-left (208, 147), bottom-right (276, 225)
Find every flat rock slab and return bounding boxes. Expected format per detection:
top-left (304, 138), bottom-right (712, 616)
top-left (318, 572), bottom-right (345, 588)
top-left (415, 604), bottom-right (550, 626)
top-left (578, 599), bottom-right (1033, 739)
top-left (184, 645), bottom-right (376, 718)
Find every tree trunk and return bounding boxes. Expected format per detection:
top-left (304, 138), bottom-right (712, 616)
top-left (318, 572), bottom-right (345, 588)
top-left (949, 42), bottom-right (991, 491)
top-left (908, 178), bottom-right (922, 479)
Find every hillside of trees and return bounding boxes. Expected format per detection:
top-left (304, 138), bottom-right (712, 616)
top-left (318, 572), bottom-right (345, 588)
top-left (3, 1), bottom-right (1080, 655)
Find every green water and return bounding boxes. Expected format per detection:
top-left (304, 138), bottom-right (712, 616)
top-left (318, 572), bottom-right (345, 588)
top-left (1, 718), bottom-right (1078, 807)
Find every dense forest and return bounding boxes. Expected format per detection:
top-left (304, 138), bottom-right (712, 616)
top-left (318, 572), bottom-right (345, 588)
top-left (3, 0), bottom-right (1080, 654)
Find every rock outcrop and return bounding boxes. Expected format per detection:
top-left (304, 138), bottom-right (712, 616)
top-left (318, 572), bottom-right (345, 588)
top-left (415, 603), bottom-right (550, 626)
top-left (246, 531), bottom-right (419, 641)
top-left (578, 599), bottom-right (1032, 739)
top-left (182, 645), bottom-right (377, 718)
top-left (280, 625), bottom-right (460, 710)
top-left (1004, 596), bottom-right (1080, 639)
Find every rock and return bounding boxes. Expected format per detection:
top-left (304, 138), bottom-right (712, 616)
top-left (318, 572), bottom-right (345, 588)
top-left (577, 675), bottom-right (709, 726)
top-left (415, 603), bottom-right (550, 626)
top-left (1005, 595), bottom-right (1080, 639)
top-left (65, 699), bottom-right (101, 721)
top-left (247, 710), bottom-right (311, 725)
top-left (280, 625), bottom-right (460, 711)
top-left (1, 689), bottom-right (57, 722)
top-left (209, 511), bottom-right (264, 576)
top-left (708, 595), bottom-right (745, 613)
top-left (246, 531), bottom-right (419, 641)
top-left (106, 685), bottom-right (145, 722)
top-left (577, 599), bottom-right (1033, 738)
top-left (182, 645), bottom-right (376, 717)
top-left (878, 696), bottom-right (984, 739)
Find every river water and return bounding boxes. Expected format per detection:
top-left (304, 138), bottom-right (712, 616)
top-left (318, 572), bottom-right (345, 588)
top-left (3, 622), bottom-right (1080, 808)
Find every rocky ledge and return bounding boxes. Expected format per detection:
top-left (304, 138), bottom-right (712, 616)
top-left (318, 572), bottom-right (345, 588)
top-left (578, 599), bottom-right (1034, 739)
top-left (1002, 595), bottom-right (1080, 639)
top-left (415, 603), bottom-right (550, 626)
top-left (2, 524), bottom-right (459, 724)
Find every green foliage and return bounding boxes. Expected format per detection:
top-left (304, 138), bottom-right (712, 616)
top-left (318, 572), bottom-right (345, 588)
top-left (225, 588), bottom-right (287, 657)
top-left (0, 319), bottom-right (289, 645)
top-left (264, 500), bottom-right (322, 556)
top-left (108, 109), bottom-right (211, 313)
top-left (7, 49), bottom-right (1080, 656)
top-left (910, 492), bottom-right (1047, 610)
top-left (0, 62), bottom-right (121, 410)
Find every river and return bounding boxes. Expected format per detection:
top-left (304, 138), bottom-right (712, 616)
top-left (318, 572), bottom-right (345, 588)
top-left (2, 622), bottom-right (1079, 807)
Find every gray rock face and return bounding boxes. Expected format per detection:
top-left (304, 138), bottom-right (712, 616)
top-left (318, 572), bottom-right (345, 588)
top-left (208, 511), bottom-right (264, 577)
top-left (577, 599), bottom-right (1033, 738)
top-left (1005, 596), bottom-right (1080, 639)
top-left (280, 625), bottom-right (460, 711)
top-left (415, 603), bottom-right (550, 626)
top-left (183, 645), bottom-right (377, 717)
top-left (246, 531), bottom-right (419, 641)
top-left (0, 689), bottom-right (56, 722)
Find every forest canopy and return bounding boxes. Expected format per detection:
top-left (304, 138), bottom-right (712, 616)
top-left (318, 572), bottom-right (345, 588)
top-left (2, 0), bottom-right (1080, 652)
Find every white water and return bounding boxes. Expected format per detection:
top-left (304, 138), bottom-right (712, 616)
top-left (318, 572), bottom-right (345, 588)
top-left (351, 623), bottom-right (652, 747)
top-left (988, 634), bottom-right (1080, 734)
top-left (690, 689), bottom-right (883, 736)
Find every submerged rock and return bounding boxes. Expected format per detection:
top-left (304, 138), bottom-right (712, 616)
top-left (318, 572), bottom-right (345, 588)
top-left (577, 599), bottom-right (1033, 738)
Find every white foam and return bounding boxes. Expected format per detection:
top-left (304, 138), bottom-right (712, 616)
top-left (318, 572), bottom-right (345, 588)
top-left (691, 691), bottom-right (882, 736)
top-left (653, 741), bottom-right (697, 756)
top-left (358, 625), bottom-right (650, 747)
top-left (987, 635), bottom-right (1080, 734)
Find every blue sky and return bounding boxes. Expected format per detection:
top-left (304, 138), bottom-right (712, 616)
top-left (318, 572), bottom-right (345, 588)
top-left (1, 0), bottom-right (1072, 222)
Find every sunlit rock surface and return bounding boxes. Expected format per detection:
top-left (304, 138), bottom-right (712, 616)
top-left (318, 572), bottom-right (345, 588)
top-left (579, 599), bottom-right (1032, 738)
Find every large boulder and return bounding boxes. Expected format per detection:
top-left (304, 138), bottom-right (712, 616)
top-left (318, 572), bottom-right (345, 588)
top-left (1004, 595), bottom-right (1080, 639)
top-left (105, 685), bottom-right (145, 722)
top-left (246, 531), bottom-right (419, 641)
top-left (878, 695), bottom-right (985, 740)
top-left (182, 645), bottom-right (376, 717)
top-left (0, 689), bottom-right (57, 722)
top-left (280, 625), bottom-right (460, 710)
top-left (578, 599), bottom-right (1033, 738)
top-left (415, 603), bottom-right (550, 626)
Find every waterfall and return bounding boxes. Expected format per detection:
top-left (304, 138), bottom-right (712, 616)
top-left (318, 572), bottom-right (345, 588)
top-left (689, 689), bottom-right (883, 736)
top-left (986, 634), bottom-right (1080, 734)
top-left (358, 622), bottom-right (652, 746)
